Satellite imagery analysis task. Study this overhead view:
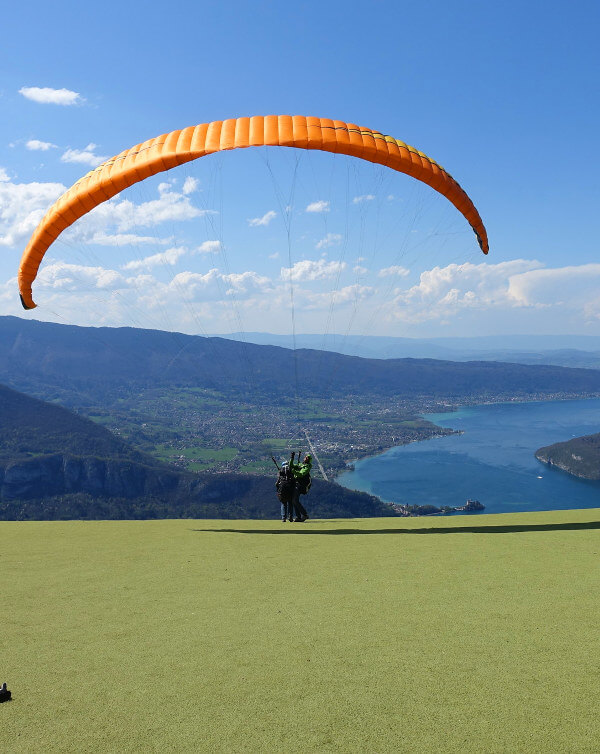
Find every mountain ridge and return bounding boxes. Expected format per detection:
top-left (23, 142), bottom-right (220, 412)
top-left (217, 330), bottom-right (600, 363)
top-left (3, 316), bottom-right (600, 403)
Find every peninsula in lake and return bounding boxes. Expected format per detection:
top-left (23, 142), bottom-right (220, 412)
top-left (536, 433), bottom-right (600, 480)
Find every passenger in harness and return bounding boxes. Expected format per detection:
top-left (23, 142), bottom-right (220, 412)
top-left (275, 461), bottom-right (295, 522)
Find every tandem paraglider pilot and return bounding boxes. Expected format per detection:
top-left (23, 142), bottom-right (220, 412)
top-left (290, 453), bottom-right (311, 521)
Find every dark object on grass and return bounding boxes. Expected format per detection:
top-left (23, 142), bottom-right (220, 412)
top-left (0, 682), bottom-right (11, 702)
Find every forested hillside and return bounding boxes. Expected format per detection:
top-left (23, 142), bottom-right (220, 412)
top-left (0, 383), bottom-right (394, 520)
top-left (536, 433), bottom-right (600, 480)
top-left (0, 384), bottom-right (142, 462)
top-left (3, 316), bottom-right (600, 403)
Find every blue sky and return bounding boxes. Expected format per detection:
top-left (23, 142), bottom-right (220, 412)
top-left (1, 0), bottom-right (599, 338)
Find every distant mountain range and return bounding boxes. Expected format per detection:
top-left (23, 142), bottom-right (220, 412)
top-left (0, 383), bottom-right (394, 520)
top-left (218, 331), bottom-right (600, 368)
top-left (3, 316), bottom-right (600, 404)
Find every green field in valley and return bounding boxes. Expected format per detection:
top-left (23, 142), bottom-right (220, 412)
top-left (2, 510), bottom-right (599, 752)
top-left (154, 445), bottom-right (239, 471)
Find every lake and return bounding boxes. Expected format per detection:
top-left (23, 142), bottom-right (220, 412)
top-left (337, 398), bottom-right (600, 514)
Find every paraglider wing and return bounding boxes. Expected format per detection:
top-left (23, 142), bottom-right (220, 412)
top-left (18, 116), bottom-right (488, 309)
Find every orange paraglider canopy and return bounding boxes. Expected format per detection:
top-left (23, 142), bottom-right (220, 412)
top-left (18, 115), bottom-right (488, 309)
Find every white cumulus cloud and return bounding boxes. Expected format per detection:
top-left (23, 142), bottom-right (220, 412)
top-left (0, 176), bottom-right (66, 247)
top-left (300, 284), bottom-right (375, 310)
top-left (306, 200), bottom-right (330, 213)
top-left (248, 210), bottom-right (277, 227)
top-left (89, 232), bottom-right (170, 247)
top-left (390, 260), bottom-right (543, 323)
top-left (196, 240), bottom-right (222, 254)
top-left (69, 184), bottom-right (212, 242)
top-left (169, 268), bottom-right (272, 303)
top-left (281, 259), bottom-right (346, 282)
top-left (121, 247), bottom-right (188, 271)
top-left (0, 175), bottom-right (210, 252)
top-left (353, 194), bottom-right (375, 204)
top-left (37, 262), bottom-right (127, 292)
top-left (378, 265), bottom-right (410, 278)
top-left (19, 86), bottom-right (83, 105)
top-left (316, 233), bottom-right (342, 250)
top-left (61, 143), bottom-right (107, 168)
top-left (182, 176), bottom-right (199, 195)
top-left (0, 179), bottom-right (214, 253)
top-left (223, 270), bottom-right (273, 296)
top-left (26, 139), bottom-right (57, 151)
top-left (507, 264), bottom-right (600, 313)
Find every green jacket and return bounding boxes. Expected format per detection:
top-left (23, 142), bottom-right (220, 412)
top-left (290, 457), bottom-right (312, 485)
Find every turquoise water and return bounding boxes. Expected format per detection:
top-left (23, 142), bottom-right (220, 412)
top-left (337, 398), bottom-right (600, 514)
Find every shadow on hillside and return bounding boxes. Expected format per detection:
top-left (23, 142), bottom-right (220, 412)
top-left (193, 521), bottom-right (600, 536)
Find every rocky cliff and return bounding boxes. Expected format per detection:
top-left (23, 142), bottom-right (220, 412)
top-left (0, 451), bottom-right (393, 520)
top-left (0, 454), bottom-right (180, 501)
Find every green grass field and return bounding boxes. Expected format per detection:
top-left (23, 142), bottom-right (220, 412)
top-left (154, 445), bottom-right (239, 471)
top-left (2, 510), bottom-right (599, 752)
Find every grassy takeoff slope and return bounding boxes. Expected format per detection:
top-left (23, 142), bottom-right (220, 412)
top-left (2, 510), bottom-right (599, 753)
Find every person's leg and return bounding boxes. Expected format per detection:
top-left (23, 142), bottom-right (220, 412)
top-left (295, 497), bottom-right (308, 520)
top-left (292, 488), bottom-right (308, 521)
top-left (291, 488), bottom-right (300, 521)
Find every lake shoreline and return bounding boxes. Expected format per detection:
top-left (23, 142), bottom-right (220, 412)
top-left (335, 397), bottom-right (600, 515)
